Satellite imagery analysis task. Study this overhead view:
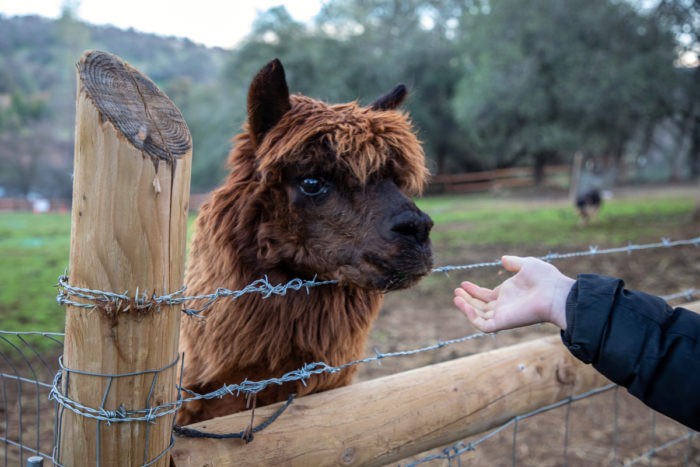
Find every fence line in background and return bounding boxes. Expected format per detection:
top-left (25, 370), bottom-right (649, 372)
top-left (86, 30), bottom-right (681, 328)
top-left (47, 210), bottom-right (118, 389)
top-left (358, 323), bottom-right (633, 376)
top-left (428, 164), bottom-right (571, 194)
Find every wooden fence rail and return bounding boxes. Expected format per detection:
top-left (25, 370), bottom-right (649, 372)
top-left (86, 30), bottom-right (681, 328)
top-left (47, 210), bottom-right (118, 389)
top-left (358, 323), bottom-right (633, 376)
top-left (172, 300), bottom-right (700, 466)
top-left (429, 165), bottom-right (571, 193)
top-left (171, 335), bottom-right (606, 466)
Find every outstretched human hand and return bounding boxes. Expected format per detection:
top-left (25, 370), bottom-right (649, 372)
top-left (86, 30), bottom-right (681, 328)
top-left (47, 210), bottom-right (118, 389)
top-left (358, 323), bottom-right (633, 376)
top-left (453, 256), bottom-right (575, 333)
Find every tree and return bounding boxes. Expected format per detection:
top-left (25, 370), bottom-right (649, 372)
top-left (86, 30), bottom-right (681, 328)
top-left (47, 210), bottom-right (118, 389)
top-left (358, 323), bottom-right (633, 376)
top-left (652, 0), bottom-right (700, 177)
top-left (451, 0), bottom-right (679, 181)
top-left (222, 1), bottom-right (468, 174)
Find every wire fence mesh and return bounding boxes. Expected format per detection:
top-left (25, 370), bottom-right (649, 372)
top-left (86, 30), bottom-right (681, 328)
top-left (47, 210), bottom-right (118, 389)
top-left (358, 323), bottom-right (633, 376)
top-left (0, 332), bottom-right (63, 466)
top-left (1, 236), bottom-right (699, 465)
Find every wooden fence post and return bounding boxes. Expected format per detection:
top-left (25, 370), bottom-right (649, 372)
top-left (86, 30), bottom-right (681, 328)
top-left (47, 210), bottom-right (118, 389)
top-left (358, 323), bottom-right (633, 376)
top-left (569, 152), bottom-right (583, 201)
top-left (57, 50), bottom-right (192, 466)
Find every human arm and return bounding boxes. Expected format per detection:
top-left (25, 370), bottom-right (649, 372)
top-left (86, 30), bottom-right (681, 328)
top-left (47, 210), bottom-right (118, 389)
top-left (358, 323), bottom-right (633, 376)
top-left (562, 275), bottom-right (700, 431)
top-left (453, 258), bottom-right (700, 431)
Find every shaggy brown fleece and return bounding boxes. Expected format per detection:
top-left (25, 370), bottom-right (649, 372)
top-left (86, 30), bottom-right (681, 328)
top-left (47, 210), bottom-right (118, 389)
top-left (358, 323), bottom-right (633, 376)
top-left (177, 59), bottom-right (433, 425)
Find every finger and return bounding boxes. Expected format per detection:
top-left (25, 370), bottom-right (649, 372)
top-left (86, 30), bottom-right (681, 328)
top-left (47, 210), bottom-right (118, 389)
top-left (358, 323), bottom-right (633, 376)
top-left (453, 295), bottom-right (477, 320)
top-left (460, 281), bottom-right (497, 302)
top-left (455, 289), bottom-right (497, 321)
top-left (501, 255), bottom-right (525, 273)
top-left (454, 295), bottom-right (503, 333)
top-left (455, 287), bottom-right (494, 313)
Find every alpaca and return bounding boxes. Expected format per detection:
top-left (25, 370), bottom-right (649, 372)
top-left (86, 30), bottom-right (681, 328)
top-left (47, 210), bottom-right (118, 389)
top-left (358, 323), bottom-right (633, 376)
top-left (177, 59), bottom-right (433, 425)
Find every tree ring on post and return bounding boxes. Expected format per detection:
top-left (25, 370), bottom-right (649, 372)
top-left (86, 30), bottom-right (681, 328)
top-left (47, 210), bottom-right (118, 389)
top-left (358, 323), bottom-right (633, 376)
top-left (77, 50), bottom-right (191, 167)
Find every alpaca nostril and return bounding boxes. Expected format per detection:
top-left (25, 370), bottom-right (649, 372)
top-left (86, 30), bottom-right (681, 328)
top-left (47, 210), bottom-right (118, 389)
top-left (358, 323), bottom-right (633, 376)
top-left (392, 220), bottom-right (420, 237)
top-left (391, 211), bottom-right (433, 244)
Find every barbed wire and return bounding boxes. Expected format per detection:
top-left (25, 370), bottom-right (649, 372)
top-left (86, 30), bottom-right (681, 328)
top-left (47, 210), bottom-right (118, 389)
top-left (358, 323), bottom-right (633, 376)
top-left (55, 236), bottom-right (700, 318)
top-left (623, 431), bottom-right (697, 466)
top-left (17, 276), bottom-right (700, 427)
top-left (660, 288), bottom-right (698, 302)
top-left (55, 275), bottom-right (339, 317)
top-left (432, 236), bottom-right (700, 274)
top-left (4, 235), bottom-right (698, 465)
top-left (39, 235), bottom-right (700, 422)
top-left (176, 327), bottom-right (516, 404)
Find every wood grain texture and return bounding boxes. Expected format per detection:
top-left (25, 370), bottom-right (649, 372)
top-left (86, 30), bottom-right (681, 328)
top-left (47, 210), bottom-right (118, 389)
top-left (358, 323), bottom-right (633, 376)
top-left (57, 50), bottom-right (191, 467)
top-left (171, 335), bottom-right (610, 467)
top-left (77, 50), bottom-right (191, 164)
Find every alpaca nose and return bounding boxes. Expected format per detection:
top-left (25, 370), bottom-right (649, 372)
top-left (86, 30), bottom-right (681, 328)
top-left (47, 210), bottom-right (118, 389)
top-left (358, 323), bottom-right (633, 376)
top-left (390, 210), bottom-right (433, 244)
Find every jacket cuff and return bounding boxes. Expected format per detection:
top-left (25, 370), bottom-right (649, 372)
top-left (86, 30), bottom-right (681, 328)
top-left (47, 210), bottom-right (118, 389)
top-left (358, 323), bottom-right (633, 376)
top-left (560, 274), bottom-right (623, 364)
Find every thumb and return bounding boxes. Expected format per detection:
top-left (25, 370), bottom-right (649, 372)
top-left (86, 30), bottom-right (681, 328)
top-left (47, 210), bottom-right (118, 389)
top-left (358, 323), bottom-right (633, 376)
top-left (501, 255), bottom-right (525, 273)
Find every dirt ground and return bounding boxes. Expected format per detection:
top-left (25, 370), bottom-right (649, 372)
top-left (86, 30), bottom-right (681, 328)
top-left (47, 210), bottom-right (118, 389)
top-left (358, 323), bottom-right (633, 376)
top-left (357, 187), bottom-right (700, 466)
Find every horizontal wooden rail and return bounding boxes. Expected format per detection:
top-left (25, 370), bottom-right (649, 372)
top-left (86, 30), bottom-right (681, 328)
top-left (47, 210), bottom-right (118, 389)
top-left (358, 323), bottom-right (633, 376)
top-left (429, 165), bottom-right (570, 194)
top-left (172, 334), bottom-right (609, 466)
top-left (430, 166), bottom-right (533, 184)
top-left (543, 164), bottom-right (573, 175)
top-left (447, 177), bottom-right (535, 193)
top-left (173, 301), bottom-right (700, 466)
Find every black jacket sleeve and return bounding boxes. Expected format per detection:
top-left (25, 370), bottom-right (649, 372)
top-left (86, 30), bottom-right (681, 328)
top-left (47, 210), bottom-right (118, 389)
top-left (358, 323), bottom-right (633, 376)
top-left (560, 274), bottom-right (700, 431)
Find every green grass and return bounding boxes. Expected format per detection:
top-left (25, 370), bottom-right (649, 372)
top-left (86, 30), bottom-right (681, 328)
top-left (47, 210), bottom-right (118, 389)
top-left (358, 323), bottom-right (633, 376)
top-left (0, 213), bottom-right (71, 334)
top-left (0, 191), bottom-right (696, 335)
top-left (418, 195), bottom-right (696, 248)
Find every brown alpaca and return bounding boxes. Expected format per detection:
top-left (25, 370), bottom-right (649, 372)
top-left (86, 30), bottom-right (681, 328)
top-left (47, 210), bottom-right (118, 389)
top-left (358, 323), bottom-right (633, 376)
top-left (177, 59), bottom-right (433, 425)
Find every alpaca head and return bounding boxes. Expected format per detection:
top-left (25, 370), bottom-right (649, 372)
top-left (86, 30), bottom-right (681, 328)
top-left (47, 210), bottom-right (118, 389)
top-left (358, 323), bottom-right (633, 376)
top-left (239, 59), bottom-right (433, 291)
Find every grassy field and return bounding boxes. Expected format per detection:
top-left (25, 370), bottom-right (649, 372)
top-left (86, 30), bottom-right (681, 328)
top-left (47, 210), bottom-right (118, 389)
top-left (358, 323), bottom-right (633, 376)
top-left (0, 188), bottom-right (697, 335)
top-left (419, 193), bottom-right (696, 248)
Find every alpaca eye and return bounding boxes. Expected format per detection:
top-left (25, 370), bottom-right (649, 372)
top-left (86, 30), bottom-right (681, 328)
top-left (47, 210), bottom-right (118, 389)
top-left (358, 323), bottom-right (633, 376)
top-left (299, 177), bottom-right (327, 197)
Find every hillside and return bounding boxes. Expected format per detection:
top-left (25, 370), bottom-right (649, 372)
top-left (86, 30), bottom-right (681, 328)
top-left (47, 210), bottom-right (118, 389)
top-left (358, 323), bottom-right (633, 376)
top-left (0, 13), bottom-right (230, 197)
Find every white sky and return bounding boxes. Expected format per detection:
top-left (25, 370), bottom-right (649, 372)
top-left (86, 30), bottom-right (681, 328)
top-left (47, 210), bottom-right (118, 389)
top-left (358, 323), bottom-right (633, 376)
top-left (0, 0), bottom-right (323, 48)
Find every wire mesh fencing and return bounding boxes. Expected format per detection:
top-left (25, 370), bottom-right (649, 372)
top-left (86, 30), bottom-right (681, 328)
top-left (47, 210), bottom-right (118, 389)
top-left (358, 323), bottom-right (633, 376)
top-left (1, 236), bottom-right (699, 465)
top-left (0, 332), bottom-right (63, 466)
top-left (404, 385), bottom-right (698, 466)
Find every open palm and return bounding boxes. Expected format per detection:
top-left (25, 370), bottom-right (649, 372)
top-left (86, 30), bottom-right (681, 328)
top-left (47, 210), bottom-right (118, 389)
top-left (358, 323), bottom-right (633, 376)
top-left (453, 256), bottom-right (574, 332)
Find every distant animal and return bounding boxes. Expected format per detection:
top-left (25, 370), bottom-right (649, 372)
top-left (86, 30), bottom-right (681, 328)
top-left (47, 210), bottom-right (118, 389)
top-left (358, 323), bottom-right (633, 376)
top-left (575, 189), bottom-right (602, 225)
top-left (177, 59), bottom-right (434, 425)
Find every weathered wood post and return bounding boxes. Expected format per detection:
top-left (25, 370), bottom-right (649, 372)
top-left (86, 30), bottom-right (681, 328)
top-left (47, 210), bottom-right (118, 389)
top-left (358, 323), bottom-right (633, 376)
top-left (569, 151), bottom-right (583, 201)
top-left (56, 50), bottom-right (191, 466)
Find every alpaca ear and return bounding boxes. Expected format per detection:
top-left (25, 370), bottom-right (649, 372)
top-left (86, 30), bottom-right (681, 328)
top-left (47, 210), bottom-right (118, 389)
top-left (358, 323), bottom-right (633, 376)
top-left (248, 58), bottom-right (291, 147)
top-left (370, 84), bottom-right (408, 111)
